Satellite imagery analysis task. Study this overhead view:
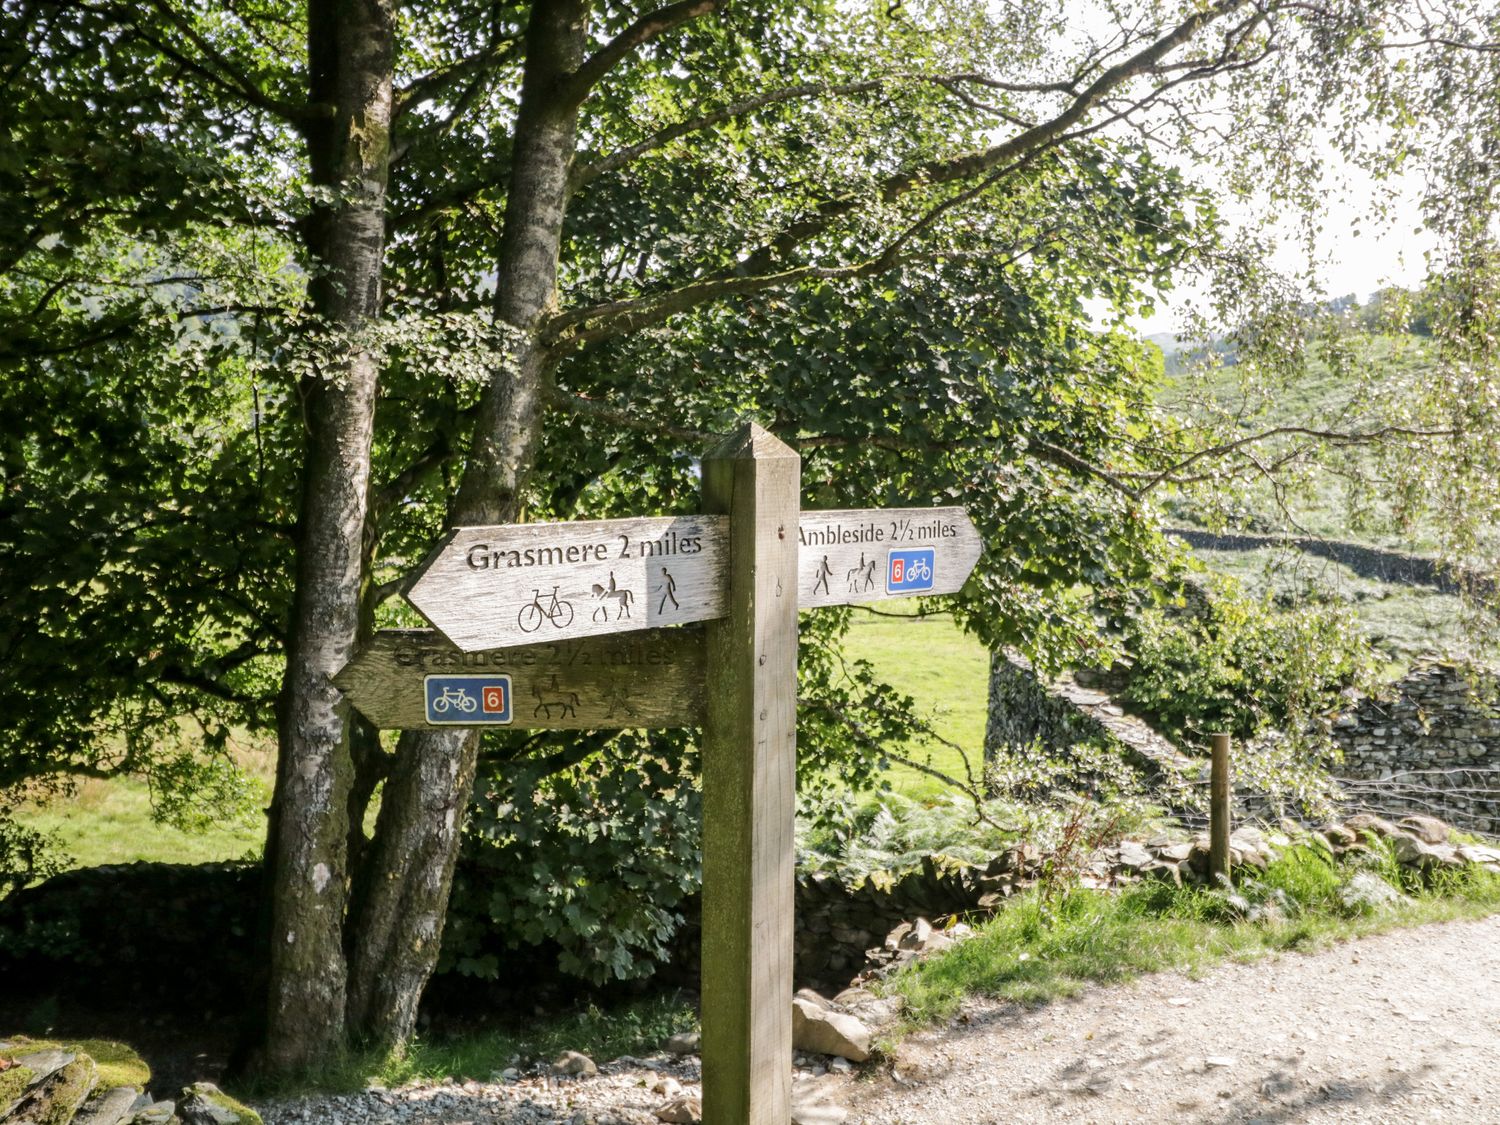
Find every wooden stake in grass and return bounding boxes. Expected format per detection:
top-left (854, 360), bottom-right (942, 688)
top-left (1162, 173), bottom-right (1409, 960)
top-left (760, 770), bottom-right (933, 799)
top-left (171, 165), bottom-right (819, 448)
top-left (1209, 731), bottom-right (1232, 885)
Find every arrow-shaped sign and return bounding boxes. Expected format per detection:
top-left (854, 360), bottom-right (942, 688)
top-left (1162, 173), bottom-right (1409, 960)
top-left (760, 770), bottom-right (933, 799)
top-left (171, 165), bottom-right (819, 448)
top-left (795, 506), bottom-right (981, 609)
top-left (404, 515), bottom-right (728, 653)
top-left (402, 507), bottom-right (982, 652)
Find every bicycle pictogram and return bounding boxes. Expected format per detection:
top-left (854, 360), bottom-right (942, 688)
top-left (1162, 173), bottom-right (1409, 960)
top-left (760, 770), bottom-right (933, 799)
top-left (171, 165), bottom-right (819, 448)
top-left (518, 586), bottom-right (575, 633)
top-left (430, 686), bottom-right (478, 714)
top-left (888, 547), bottom-right (936, 592)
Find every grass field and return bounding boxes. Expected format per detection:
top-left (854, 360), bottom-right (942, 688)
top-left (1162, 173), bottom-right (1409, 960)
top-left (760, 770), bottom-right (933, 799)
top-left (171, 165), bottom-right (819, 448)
top-left (1161, 334), bottom-right (1479, 663)
top-left (18, 776), bottom-right (267, 869)
top-left (839, 605), bottom-right (990, 798)
top-left (1162, 335), bottom-right (1443, 551)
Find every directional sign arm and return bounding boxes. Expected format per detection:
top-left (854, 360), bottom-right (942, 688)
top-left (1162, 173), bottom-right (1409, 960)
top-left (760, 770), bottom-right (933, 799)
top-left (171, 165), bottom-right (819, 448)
top-left (333, 628), bottom-right (706, 730)
top-left (404, 515), bottom-right (729, 652)
top-left (795, 506), bottom-right (982, 608)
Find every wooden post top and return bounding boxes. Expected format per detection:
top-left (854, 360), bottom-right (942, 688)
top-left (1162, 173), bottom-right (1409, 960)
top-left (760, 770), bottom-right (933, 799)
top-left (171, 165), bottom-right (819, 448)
top-left (707, 419), bottom-right (800, 462)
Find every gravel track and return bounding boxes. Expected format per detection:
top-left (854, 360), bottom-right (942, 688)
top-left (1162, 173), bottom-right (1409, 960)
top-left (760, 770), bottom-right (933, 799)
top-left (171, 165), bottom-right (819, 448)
top-left (259, 914), bottom-right (1500, 1124)
top-left (846, 913), bottom-right (1500, 1123)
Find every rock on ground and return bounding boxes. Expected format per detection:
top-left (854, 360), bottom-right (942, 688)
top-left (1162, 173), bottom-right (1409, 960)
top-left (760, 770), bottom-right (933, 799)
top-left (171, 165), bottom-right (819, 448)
top-left (791, 998), bottom-right (873, 1063)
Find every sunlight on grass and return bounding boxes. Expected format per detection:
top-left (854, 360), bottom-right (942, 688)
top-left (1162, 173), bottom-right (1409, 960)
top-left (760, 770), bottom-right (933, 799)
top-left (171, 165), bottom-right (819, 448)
top-left (15, 775), bottom-right (266, 869)
top-left (882, 846), bottom-right (1500, 1035)
top-left (841, 604), bottom-right (989, 798)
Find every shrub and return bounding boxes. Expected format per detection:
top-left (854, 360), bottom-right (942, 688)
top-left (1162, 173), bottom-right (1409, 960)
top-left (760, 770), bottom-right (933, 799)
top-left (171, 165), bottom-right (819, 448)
top-left (442, 734), bottom-right (701, 986)
top-left (1122, 573), bottom-right (1375, 744)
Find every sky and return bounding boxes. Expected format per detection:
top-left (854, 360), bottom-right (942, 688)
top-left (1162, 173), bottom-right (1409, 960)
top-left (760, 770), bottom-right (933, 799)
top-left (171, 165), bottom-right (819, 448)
top-left (1129, 157), bottom-right (1438, 338)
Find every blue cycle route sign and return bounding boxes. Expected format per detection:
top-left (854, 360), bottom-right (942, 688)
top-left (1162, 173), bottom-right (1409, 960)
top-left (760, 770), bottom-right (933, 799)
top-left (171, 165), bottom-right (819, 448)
top-left (423, 674), bottom-right (513, 725)
top-left (886, 547), bottom-right (935, 594)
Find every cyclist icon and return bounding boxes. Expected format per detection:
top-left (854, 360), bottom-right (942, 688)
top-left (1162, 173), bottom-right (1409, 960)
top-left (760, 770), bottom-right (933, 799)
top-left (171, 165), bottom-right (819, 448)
top-left (518, 586), bottom-right (575, 633)
top-left (430, 686), bottom-right (477, 714)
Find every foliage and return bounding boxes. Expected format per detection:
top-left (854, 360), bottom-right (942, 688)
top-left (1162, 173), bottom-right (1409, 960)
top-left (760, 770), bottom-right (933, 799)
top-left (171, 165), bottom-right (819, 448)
top-left (800, 787), bottom-right (1158, 885)
top-left (1122, 573), bottom-right (1376, 744)
top-left (444, 735), bottom-right (701, 986)
top-left (8, 0), bottom-right (1500, 1059)
top-left (0, 813), bottom-right (66, 899)
top-left (444, 607), bottom-right (930, 984)
top-left (800, 793), bottom-right (1026, 879)
top-left (0, 0), bottom-right (1266, 817)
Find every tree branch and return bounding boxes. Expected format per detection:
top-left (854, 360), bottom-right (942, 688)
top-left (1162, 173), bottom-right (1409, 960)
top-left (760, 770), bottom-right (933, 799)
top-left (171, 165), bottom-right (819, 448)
top-left (396, 34), bottom-right (522, 113)
top-left (115, 0), bottom-right (317, 125)
top-left (565, 0), bottom-right (720, 103)
top-left (570, 69), bottom-right (1086, 189)
top-left (737, 0), bottom-right (1250, 274)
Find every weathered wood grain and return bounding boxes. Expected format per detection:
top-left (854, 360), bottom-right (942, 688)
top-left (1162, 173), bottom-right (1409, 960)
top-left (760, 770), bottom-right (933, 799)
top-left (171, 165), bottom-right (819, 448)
top-left (332, 628), bottom-right (705, 730)
top-left (404, 514), bottom-right (729, 651)
top-left (701, 422), bottom-right (799, 1125)
top-left (796, 506), bottom-right (983, 608)
top-left (1210, 732), bottom-right (1232, 883)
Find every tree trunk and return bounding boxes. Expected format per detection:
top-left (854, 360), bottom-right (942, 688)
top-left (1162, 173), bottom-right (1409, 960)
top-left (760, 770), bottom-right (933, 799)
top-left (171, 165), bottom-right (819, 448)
top-left (343, 0), bottom-right (587, 1047)
top-left (261, 0), bottom-right (395, 1074)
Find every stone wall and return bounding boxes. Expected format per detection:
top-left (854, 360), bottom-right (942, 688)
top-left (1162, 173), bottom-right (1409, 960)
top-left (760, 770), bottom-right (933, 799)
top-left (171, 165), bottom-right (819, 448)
top-left (982, 652), bottom-right (1193, 789)
top-left (1331, 662), bottom-right (1500, 835)
top-left (983, 655), bottom-right (1500, 836)
top-left (791, 848), bottom-right (1037, 989)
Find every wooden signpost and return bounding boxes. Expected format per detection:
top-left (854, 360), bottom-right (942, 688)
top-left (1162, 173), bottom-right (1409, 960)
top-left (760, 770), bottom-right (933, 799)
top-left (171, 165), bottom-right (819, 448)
top-left (335, 422), bottom-right (982, 1124)
top-left (332, 628), bottom-right (706, 730)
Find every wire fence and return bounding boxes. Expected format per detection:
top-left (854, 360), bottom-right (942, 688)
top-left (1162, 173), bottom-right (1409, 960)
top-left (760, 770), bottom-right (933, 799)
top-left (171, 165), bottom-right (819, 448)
top-left (1159, 767), bottom-right (1500, 840)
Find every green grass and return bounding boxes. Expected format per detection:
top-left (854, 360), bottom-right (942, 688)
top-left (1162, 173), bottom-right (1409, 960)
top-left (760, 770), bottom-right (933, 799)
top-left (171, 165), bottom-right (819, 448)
top-left (15, 776), bottom-right (266, 869)
top-left (1160, 335), bottom-right (1477, 662)
top-left (841, 603), bottom-right (990, 798)
top-left (882, 842), bottom-right (1500, 1036)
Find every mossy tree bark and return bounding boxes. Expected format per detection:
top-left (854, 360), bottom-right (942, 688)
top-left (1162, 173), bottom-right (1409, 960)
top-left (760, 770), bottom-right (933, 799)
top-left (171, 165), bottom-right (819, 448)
top-left (262, 0), bottom-right (395, 1074)
top-left (343, 0), bottom-right (591, 1047)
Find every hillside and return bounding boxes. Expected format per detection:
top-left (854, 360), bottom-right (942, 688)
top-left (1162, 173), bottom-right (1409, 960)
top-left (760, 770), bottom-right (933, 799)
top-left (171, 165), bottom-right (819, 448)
top-left (1157, 333), bottom-right (1471, 662)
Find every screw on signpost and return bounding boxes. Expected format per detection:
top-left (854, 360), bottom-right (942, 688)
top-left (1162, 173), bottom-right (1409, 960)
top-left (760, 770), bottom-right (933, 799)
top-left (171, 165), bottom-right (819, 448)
top-left (1209, 732), bottom-right (1232, 885)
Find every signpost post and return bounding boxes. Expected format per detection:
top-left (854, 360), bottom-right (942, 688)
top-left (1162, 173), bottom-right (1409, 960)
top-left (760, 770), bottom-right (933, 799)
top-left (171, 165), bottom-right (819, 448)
top-left (700, 423), bottom-right (800, 1124)
top-left (336, 422), bottom-right (982, 1124)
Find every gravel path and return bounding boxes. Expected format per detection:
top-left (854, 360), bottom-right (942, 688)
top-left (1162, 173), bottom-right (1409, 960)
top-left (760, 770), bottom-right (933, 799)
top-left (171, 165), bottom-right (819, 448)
top-left (259, 914), bottom-right (1500, 1124)
top-left (846, 913), bottom-right (1500, 1124)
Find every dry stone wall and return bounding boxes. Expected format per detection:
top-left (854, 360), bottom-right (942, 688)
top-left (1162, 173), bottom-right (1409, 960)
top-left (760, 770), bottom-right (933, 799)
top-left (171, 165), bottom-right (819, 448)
top-left (982, 653), bottom-right (1193, 786)
top-left (983, 655), bottom-right (1500, 836)
top-left (1331, 662), bottom-right (1500, 835)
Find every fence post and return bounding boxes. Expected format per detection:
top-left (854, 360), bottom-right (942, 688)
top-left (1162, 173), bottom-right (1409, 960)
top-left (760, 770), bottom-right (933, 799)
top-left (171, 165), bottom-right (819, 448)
top-left (701, 422), bottom-right (800, 1124)
top-left (1209, 731), bottom-right (1232, 885)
